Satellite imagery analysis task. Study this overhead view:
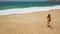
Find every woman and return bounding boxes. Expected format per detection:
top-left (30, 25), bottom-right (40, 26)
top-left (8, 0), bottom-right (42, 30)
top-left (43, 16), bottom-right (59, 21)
top-left (47, 14), bottom-right (53, 29)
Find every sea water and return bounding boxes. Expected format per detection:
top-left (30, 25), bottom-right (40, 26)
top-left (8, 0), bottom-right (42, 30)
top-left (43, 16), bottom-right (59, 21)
top-left (0, 1), bottom-right (60, 15)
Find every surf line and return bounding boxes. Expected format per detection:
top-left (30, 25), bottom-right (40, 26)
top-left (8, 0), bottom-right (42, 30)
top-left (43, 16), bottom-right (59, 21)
top-left (47, 14), bottom-right (53, 30)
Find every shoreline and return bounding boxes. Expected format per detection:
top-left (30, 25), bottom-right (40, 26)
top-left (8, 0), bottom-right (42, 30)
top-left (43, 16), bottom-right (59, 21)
top-left (0, 9), bottom-right (60, 16)
top-left (0, 5), bottom-right (60, 15)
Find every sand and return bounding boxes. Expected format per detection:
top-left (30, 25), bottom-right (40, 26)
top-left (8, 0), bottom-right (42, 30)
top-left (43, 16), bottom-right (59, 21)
top-left (0, 9), bottom-right (60, 34)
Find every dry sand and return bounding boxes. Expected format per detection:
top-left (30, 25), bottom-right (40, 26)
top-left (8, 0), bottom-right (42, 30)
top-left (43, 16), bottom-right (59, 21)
top-left (0, 9), bottom-right (60, 34)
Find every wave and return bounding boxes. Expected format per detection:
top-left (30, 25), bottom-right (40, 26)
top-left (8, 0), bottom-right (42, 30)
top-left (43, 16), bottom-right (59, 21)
top-left (0, 5), bottom-right (60, 15)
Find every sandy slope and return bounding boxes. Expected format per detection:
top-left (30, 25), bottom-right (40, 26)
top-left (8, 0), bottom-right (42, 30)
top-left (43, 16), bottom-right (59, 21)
top-left (0, 9), bottom-right (60, 34)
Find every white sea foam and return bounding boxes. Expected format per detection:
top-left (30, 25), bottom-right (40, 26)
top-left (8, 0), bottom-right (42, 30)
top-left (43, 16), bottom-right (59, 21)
top-left (0, 5), bottom-right (60, 15)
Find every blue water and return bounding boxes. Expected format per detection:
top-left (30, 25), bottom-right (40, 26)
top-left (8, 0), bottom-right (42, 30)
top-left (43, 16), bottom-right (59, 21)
top-left (0, 1), bottom-right (60, 10)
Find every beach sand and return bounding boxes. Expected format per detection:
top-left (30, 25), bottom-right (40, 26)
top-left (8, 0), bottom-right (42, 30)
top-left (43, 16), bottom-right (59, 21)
top-left (0, 9), bottom-right (60, 34)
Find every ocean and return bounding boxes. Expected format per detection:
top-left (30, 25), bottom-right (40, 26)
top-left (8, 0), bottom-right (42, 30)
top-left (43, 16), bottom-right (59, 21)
top-left (0, 1), bottom-right (60, 10)
top-left (0, 1), bottom-right (60, 15)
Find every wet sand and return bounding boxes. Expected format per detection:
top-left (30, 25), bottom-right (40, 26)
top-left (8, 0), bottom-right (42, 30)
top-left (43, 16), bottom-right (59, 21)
top-left (0, 9), bottom-right (60, 34)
